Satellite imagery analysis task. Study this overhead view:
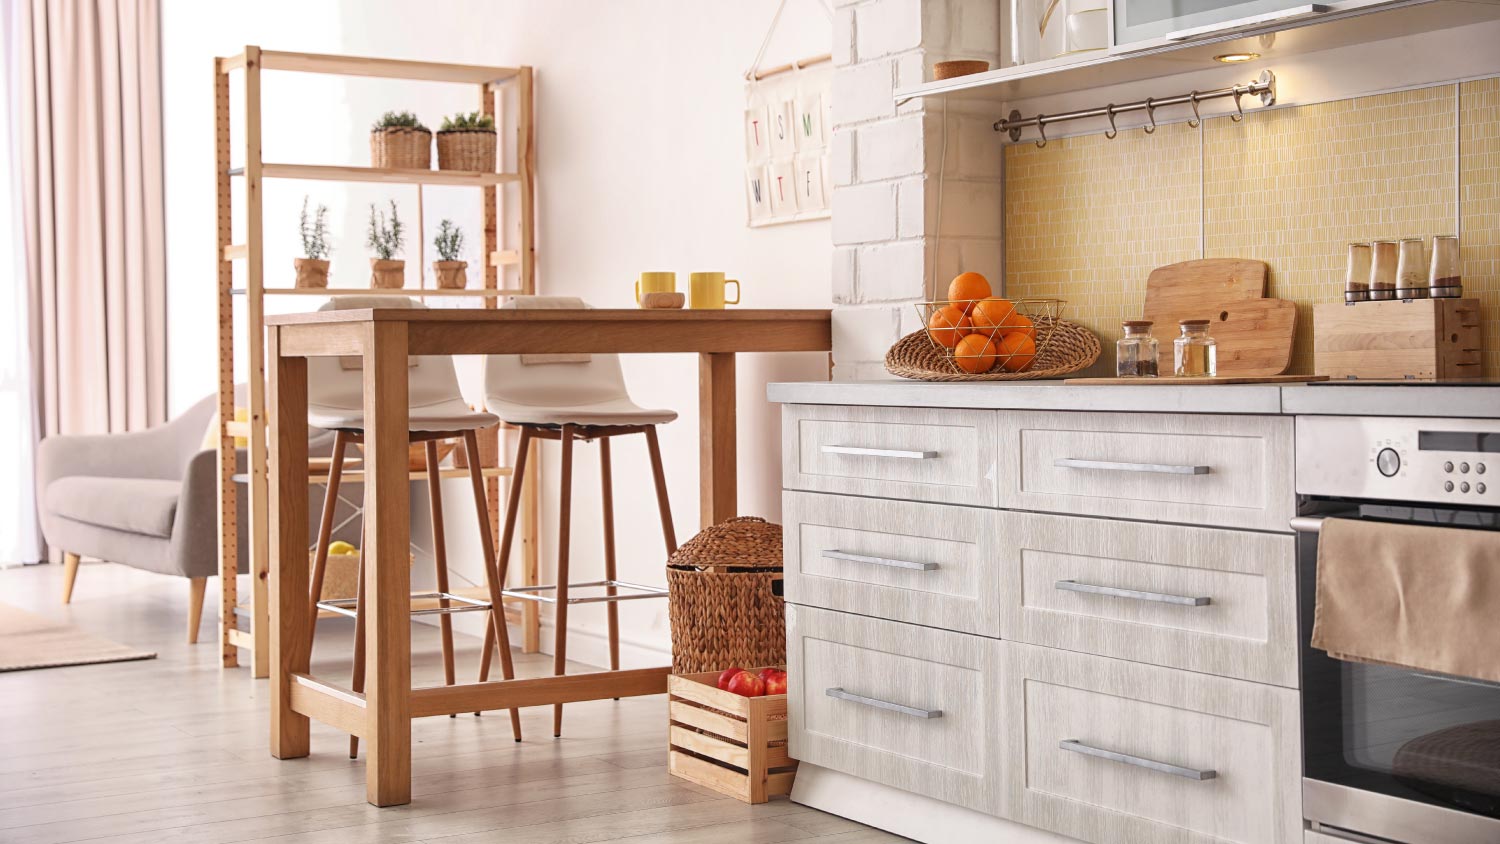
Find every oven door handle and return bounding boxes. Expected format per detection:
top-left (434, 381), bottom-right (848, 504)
top-left (1289, 516), bottom-right (1325, 533)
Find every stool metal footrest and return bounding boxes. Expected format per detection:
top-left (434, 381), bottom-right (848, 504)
top-left (501, 579), bottom-right (668, 605)
top-left (315, 591), bottom-right (493, 620)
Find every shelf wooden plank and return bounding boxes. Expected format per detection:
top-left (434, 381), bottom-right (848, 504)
top-left (257, 49), bottom-right (519, 85)
top-left (228, 163), bottom-right (519, 187)
top-left (231, 287), bottom-right (524, 297)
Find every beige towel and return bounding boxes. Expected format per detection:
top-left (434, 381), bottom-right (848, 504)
top-left (508, 295), bottom-right (592, 365)
top-left (1311, 517), bottom-right (1500, 683)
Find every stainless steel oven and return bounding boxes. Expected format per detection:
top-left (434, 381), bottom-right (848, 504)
top-left (1295, 415), bottom-right (1500, 844)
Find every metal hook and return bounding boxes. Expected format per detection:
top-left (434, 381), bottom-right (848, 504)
top-left (1035, 116), bottom-right (1047, 148)
top-left (1104, 104), bottom-right (1118, 140)
top-left (1231, 88), bottom-right (1245, 122)
top-left (1143, 97), bottom-right (1156, 135)
top-left (1187, 91), bottom-right (1201, 129)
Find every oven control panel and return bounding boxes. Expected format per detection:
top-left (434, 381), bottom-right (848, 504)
top-left (1297, 416), bottom-right (1499, 505)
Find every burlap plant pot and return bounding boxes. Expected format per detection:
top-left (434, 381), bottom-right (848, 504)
top-left (433, 260), bottom-right (468, 289)
top-left (294, 258), bottom-right (329, 289)
top-left (369, 258), bottom-right (406, 289)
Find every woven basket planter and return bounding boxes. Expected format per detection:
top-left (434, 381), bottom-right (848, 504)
top-left (667, 516), bottom-right (784, 675)
top-left (437, 129), bottom-right (496, 172)
top-left (885, 317), bottom-right (1101, 381)
top-left (294, 258), bottom-right (329, 289)
top-left (370, 127), bottom-right (432, 170)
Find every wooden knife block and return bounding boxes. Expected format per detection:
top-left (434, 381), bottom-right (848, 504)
top-left (1313, 298), bottom-right (1483, 381)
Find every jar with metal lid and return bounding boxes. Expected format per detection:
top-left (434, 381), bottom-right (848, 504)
top-left (1344, 242), bottom-right (1371, 303)
top-left (1174, 319), bottom-right (1216, 377)
top-left (1429, 235), bottom-right (1462, 298)
top-left (1369, 240), bottom-right (1398, 300)
top-left (1116, 320), bottom-right (1159, 377)
top-left (1395, 237), bottom-right (1427, 300)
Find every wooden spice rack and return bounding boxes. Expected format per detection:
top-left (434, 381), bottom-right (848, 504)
top-left (667, 670), bottom-right (797, 804)
top-left (213, 46), bottom-right (541, 675)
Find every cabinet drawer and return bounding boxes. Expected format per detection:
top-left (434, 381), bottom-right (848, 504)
top-left (998, 512), bottom-right (1297, 686)
top-left (786, 604), bottom-right (1003, 814)
top-left (1004, 643), bottom-right (1301, 844)
top-left (784, 491), bottom-right (999, 637)
top-left (998, 411), bottom-right (1293, 532)
top-left (783, 404), bottom-right (997, 506)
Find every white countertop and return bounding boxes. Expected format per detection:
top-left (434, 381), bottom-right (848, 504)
top-left (767, 380), bottom-right (1500, 419)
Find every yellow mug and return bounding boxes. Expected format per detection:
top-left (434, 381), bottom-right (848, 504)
top-left (689, 272), bottom-right (741, 309)
top-left (635, 271), bottom-right (676, 303)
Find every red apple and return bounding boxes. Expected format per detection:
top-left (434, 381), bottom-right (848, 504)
top-left (716, 667), bottom-right (745, 691)
top-left (758, 668), bottom-right (788, 696)
top-left (726, 670), bottom-right (766, 697)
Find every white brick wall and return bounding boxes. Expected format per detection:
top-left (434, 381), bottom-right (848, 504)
top-left (829, 0), bottom-right (1005, 378)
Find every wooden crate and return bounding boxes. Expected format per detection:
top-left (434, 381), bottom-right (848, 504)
top-left (1314, 297), bottom-right (1483, 381)
top-left (667, 669), bottom-right (797, 803)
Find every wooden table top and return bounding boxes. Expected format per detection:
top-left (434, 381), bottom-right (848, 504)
top-left (265, 307), bottom-right (831, 325)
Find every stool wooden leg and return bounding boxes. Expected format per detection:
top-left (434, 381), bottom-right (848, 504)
top-left (600, 437), bottom-right (619, 673)
top-left (553, 424), bottom-right (576, 737)
top-left (425, 440), bottom-right (457, 704)
top-left (476, 427), bottom-right (530, 719)
top-left (349, 539), bottom-right (366, 759)
top-left (645, 426), bottom-right (678, 554)
top-left (464, 429), bottom-right (522, 741)
top-left (308, 430), bottom-right (349, 645)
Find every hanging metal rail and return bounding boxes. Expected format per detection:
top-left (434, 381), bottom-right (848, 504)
top-left (995, 70), bottom-right (1276, 146)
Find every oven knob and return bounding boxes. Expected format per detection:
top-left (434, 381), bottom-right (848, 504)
top-left (1446, 481), bottom-right (1456, 492)
top-left (1461, 462), bottom-right (1471, 474)
top-left (1479, 463), bottom-right (1487, 475)
top-left (1479, 483), bottom-right (1487, 495)
top-left (1462, 482), bottom-right (1472, 493)
top-left (1376, 448), bottom-right (1401, 477)
top-left (1445, 461), bottom-right (1455, 473)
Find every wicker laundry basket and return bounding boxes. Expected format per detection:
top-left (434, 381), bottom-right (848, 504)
top-left (667, 517), bottom-right (784, 674)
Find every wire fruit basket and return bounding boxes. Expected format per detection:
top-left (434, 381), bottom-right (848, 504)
top-left (886, 297), bottom-right (1100, 382)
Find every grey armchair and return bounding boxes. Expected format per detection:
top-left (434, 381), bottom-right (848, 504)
top-left (36, 392), bottom-right (343, 643)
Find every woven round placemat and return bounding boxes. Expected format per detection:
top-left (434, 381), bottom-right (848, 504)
top-left (668, 517), bottom-right (784, 674)
top-left (884, 317), bottom-right (1100, 382)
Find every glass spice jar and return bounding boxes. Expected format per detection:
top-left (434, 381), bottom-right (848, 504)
top-left (1174, 319), bottom-right (1217, 377)
top-left (1344, 242), bottom-right (1371, 303)
top-left (1395, 237), bottom-right (1427, 300)
top-left (1116, 321), bottom-right (1159, 377)
top-left (1429, 235), bottom-right (1462, 298)
top-left (1369, 240), bottom-right (1398, 301)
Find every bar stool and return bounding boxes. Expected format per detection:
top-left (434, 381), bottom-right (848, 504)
top-left (303, 296), bottom-right (521, 753)
top-left (476, 296), bottom-right (678, 737)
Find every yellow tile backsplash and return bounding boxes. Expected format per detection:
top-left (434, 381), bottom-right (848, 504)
top-left (1004, 78), bottom-right (1500, 377)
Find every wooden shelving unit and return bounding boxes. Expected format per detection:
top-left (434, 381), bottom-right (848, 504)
top-left (214, 45), bottom-right (541, 676)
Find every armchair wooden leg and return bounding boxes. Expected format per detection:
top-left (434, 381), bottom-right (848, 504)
top-left (187, 577), bottom-right (208, 644)
top-left (61, 552), bottom-right (80, 604)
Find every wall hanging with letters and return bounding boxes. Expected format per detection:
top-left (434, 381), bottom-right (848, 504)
top-left (743, 1), bottom-right (832, 227)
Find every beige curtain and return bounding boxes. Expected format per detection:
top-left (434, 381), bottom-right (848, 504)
top-left (19, 0), bottom-right (166, 437)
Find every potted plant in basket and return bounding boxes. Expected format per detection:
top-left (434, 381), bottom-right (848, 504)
top-left (436, 111), bottom-right (496, 172)
top-left (295, 196), bottom-right (331, 288)
top-left (432, 219), bottom-right (468, 289)
top-left (370, 110), bottom-right (431, 170)
top-left (366, 200), bottom-right (405, 288)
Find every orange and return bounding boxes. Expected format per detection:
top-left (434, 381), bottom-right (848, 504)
top-left (926, 305), bottom-right (972, 349)
top-left (971, 297), bottom-right (1030, 332)
top-left (996, 331), bottom-right (1036, 372)
top-left (946, 272), bottom-right (992, 314)
top-left (953, 333), bottom-right (998, 373)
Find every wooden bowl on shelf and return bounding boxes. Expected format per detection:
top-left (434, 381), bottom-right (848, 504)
top-left (640, 291), bottom-right (685, 309)
top-left (933, 60), bottom-right (989, 81)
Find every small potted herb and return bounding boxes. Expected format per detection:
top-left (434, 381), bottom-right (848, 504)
top-left (366, 200), bottom-right (405, 288)
top-left (370, 110), bottom-right (431, 170)
top-left (295, 196), bottom-right (331, 288)
top-left (436, 111), bottom-right (496, 172)
top-left (432, 219), bottom-right (468, 289)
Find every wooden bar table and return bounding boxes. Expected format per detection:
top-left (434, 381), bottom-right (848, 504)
top-left (265, 307), bottom-right (832, 806)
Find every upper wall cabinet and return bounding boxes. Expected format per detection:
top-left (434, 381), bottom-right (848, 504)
top-left (896, 0), bottom-right (1500, 103)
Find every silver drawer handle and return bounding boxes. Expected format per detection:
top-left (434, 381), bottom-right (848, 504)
top-left (826, 687), bottom-right (943, 719)
top-left (1060, 740), bottom-right (1217, 781)
top-left (1289, 516), bottom-right (1324, 533)
top-left (1054, 457), bottom-right (1210, 475)
top-left (824, 550), bottom-right (938, 572)
top-left (1056, 579), bottom-right (1210, 607)
top-left (822, 445), bottom-right (938, 460)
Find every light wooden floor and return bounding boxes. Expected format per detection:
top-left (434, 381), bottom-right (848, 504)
top-left (0, 562), bottom-right (905, 844)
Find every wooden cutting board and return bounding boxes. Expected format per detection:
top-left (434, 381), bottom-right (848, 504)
top-left (1142, 259), bottom-right (1268, 318)
top-left (1146, 298), bottom-right (1298, 377)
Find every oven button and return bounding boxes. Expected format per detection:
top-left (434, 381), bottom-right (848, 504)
top-left (1445, 461), bottom-right (1455, 473)
top-left (1445, 481), bottom-right (1455, 492)
top-left (1479, 463), bottom-right (1487, 475)
top-left (1462, 482), bottom-right (1472, 493)
top-left (1479, 483), bottom-right (1488, 494)
top-left (1460, 462), bottom-right (1471, 473)
top-left (1376, 448), bottom-right (1401, 477)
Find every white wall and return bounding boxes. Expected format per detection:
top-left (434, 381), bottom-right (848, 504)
top-left (161, 0), bottom-right (834, 664)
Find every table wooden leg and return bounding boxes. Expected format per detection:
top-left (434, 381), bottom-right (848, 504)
top-left (362, 321), bottom-right (412, 807)
top-left (698, 352), bottom-right (737, 528)
top-left (268, 327), bottom-right (310, 760)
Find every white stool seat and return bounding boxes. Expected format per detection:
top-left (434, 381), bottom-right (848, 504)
top-left (309, 397), bottom-right (498, 433)
top-left (482, 296), bottom-right (676, 429)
